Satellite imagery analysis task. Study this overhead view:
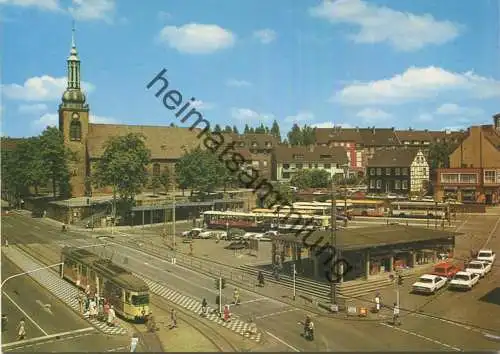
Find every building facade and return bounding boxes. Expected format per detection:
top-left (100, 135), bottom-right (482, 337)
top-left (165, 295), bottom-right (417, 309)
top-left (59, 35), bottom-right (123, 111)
top-left (367, 149), bottom-right (429, 196)
top-left (272, 146), bottom-right (348, 182)
top-left (434, 115), bottom-right (500, 204)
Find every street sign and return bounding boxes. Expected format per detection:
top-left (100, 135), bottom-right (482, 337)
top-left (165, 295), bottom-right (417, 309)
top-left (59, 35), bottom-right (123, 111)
top-left (347, 306), bottom-right (357, 315)
top-left (330, 304), bottom-right (339, 313)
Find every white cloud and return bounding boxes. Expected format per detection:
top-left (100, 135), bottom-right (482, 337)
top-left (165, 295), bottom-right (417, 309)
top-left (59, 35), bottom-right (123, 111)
top-left (309, 0), bottom-right (461, 51)
top-left (333, 66), bottom-right (500, 105)
top-left (2, 75), bottom-right (94, 102)
top-left (417, 113), bottom-right (433, 122)
top-left (311, 122), bottom-right (353, 128)
top-left (356, 108), bottom-right (391, 120)
top-left (18, 103), bottom-right (48, 115)
top-left (191, 100), bottom-right (215, 111)
top-left (158, 23), bottom-right (236, 54)
top-left (69, 0), bottom-right (115, 22)
top-left (285, 111), bottom-right (314, 123)
top-left (32, 113), bottom-right (118, 132)
top-left (435, 103), bottom-right (483, 116)
top-left (157, 11), bottom-right (171, 21)
top-left (253, 29), bottom-right (277, 44)
top-left (0, 0), bottom-right (60, 11)
top-left (226, 79), bottom-right (251, 87)
top-left (230, 108), bottom-right (274, 122)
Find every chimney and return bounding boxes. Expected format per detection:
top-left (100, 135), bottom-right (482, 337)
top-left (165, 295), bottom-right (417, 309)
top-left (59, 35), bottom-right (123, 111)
top-left (494, 113), bottom-right (500, 131)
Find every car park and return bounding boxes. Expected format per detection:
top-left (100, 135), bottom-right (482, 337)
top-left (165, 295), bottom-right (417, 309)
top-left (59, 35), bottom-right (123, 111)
top-left (412, 274), bottom-right (447, 294)
top-left (449, 271), bottom-right (480, 290)
top-left (465, 260), bottom-right (492, 278)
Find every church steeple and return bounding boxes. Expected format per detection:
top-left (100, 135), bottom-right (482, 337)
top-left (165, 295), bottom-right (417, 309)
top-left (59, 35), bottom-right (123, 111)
top-left (61, 21), bottom-right (86, 107)
top-left (67, 21), bottom-right (81, 90)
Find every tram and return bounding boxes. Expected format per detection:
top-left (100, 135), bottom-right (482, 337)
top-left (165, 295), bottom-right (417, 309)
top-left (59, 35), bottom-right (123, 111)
top-left (61, 247), bottom-right (150, 322)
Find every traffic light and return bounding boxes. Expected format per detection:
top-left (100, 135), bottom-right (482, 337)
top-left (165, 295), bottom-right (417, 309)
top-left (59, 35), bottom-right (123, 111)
top-left (398, 274), bottom-right (403, 285)
top-left (215, 277), bottom-right (227, 290)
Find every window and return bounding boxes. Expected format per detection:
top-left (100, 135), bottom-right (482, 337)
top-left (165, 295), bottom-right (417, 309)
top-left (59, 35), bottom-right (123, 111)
top-left (404, 141), bottom-right (410, 145)
top-left (265, 142), bottom-right (272, 147)
top-left (239, 142), bottom-right (245, 147)
top-left (370, 179), bottom-right (375, 188)
top-left (402, 168), bottom-right (408, 176)
top-left (293, 154), bottom-right (304, 159)
top-left (282, 172), bottom-right (290, 179)
top-left (70, 120), bottom-right (81, 141)
top-left (309, 164), bottom-right (312, 168)
top-left (376, 168), bottom-right (382, 176)
top-left (296, 163), bottom-right (303, 169)
top-left (131, 294), bottom-right (149, 306)
top-left (370, 168), bottom-right (375, 176)
top-left (252, 160), bottom-right (259, 167)
top-left (320, 154), bottom-right (332, 159)
top-left (324, 163), bottom-right (331, 169)
top-left (460, 174), bottom-right (477, 184)
top-left (376, 180), bottom-right (382, 189)
top-left (441, 173), bottom-right (459, 184)
top-left (263, 161), bottom-right (268, 167)
top-left (395, 168), bottom-right (401, 176)
top-left (395, 180), bottom-right (401, 189)
top-left (402, 180), bottom-right (408, 190)
top-left (314, 164), bottom-right (318, 169)
top-left (251, 141), bottom-right (258, 147)
top-left (386, 168), bottom-right (391, 175)
top-left (484, 170), bottom-right (496, 184)
top-left (283, 164), bottom-right (290, 169)
top-left (153, 163), bottom-right (160, 176)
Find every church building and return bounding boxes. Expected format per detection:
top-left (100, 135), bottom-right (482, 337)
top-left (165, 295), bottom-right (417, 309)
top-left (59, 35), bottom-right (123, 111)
top-left (58, 27), bottom-right (203, 197)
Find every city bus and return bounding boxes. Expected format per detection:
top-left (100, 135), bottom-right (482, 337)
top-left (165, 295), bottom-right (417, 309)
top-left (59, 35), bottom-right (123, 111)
top-left (389, 201), bottom-right (449, 219)
top-left (202, 210), bottom-right (330, 232)
top-left (350, 200), bottom-right (386, 217)
top-left (294, 201), bottom-right (354, 218)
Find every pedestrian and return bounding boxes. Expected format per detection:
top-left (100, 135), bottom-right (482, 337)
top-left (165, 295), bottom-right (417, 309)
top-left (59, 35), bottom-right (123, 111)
top-left (215, 295), bottom-right (221, 315)
top-left (2, 314), bottom-right (8, 332)
top-left (4, 238), bottom-right (8, 247)
top-left (374, 293), bottom-right (381, 313)
top-left (17, 318), bottom-right (26, 340)
top-left (130, 333), bottom-right (139, 352)
top-left (107, 305), bottom-right (116, 326)
top-left (77, 293), bottom-right (84, 314)
top-left (223, 305), bottom-right (231, 322)
top-left (147, 311), bottom-right (156, 332)
top-left (85, 284), bottom-right (91, 297)
top-left (170, 309), bottom-right (177, 328)
top-left (201, 298), bottom-right (208, 317)
top-left (233, 288), bottom-right (240, 305)
top-left (89, 298), bottom-right (97, 319)
top-left (392, 303), bottom-right (400, 326)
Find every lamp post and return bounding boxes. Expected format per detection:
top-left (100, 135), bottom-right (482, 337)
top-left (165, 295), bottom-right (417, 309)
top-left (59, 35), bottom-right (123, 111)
top-left (330, 178), bottom-right (338, 305)
top-left (1, 263), bottom-right (64, 288)
top-left (172, 170), bottom-right (177, 264)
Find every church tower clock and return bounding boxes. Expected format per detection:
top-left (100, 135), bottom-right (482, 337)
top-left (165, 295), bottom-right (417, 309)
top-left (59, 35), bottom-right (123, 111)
top-left (58, 23), bottom-right (89, 197)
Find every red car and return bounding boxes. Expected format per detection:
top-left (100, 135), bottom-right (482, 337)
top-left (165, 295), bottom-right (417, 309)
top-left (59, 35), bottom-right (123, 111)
top-left (432, 262), bottom-right (460, 279)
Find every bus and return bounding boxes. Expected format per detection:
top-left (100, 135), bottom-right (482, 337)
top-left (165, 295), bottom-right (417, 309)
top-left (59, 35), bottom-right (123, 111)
top-left (350, 200), bottom-right (386, 217)
top-left (61, 247), bottom-right (150, 322)
top-left (389, 201), bottom-right (449, 219)
top-left (202, 210), bottom-right (330, 232)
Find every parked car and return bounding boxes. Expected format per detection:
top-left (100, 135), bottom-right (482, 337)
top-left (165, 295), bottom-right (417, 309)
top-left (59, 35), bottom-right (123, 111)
top-left (476, 249), bottom-right (496, 264)
top-left (182, 228), bottom-right (203, 238)
top-left (412, 274), bottom-right (447, 294)
top-left (431, 262), bottom-right (461, 280)
top-left (198, 231), bottom-right (213, 239)
top-left (465, 260), bottom-right (492, 278)
top-left (449, 271), bottom-right (480, 290)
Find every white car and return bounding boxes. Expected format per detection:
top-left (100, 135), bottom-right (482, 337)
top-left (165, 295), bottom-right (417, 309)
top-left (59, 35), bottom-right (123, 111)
top-left (466, 260), bottom-right (492, 278)
top-left (243, 232), bottom-right (256, 240)
top-left (476, 249), bottom-right (496, 264)
top-left (449, 271), bottom-right (480, 290)
top-left (198, 231), bottom-right (213, 239)
top-left (412, 274), bottom-right (447, 294)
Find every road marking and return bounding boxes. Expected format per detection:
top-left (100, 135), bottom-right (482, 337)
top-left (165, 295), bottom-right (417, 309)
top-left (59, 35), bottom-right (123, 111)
top-left (33, 226), bottom-right (40, 230)
top-left (106, 346), bottom-right (129, 352)
top-left (2, 291), bottom-right (49, 336)
top-left (238, 297), bottom-right (268, 305)
top-left (379, 322), bottom-right (461, 351)
top-left (483, 333), bottom-right (500, 341)
top-left (255, 308), bottom-right (298, 320)
top-left (265, 331), bottom-right (300, 352)
top-left (1, 327), bottom-right (95, 349)
top-left (482, 215), bottom-right (500, 248)
top-left (35, 300), bottom-right (53, 315)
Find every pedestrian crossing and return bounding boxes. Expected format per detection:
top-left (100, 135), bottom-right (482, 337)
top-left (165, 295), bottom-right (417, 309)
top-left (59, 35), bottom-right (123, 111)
top-left (2, 247), bottom-right (128, 336)
top-left (141, 277), bottom-right (262, 342)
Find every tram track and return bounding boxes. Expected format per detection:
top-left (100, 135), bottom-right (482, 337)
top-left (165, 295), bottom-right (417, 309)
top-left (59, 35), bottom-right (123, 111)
top-left (3, 230), bottom-right (242, 352)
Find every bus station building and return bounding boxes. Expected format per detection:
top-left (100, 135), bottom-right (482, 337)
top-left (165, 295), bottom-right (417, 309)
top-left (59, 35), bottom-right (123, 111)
top-left (271, 225), bottom-right (460, 283)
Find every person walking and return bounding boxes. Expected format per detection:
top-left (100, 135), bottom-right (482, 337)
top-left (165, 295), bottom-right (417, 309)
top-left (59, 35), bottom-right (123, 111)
top-left (17, 319), bottom-right (26, 340)
top-left (201, 298), bottom-right (208, 317)
top-left (223, 305), bottom-right (231, 322)
top-left (170, 309), bottom-right (177, 328)
top-left (107, 305), bottom-right (116, 327)
top-left (130, 333), bottom-right (139, 352)
top-left (215, 295), bottom-right (221, 315)
top-left (233, 288), bottom-right (240, 305)
top-left (374, 293), bottom-right (381, 313)
top-left (89, 298), bottom-right (97, 319)
top-left (392, 303), bottom-right (400, 326)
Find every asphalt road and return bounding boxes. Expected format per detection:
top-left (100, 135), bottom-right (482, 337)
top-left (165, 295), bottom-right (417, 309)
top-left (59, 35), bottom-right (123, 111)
top-left (0, 257), bottom-right (133, 352)
top-left (3, 211), bottom-right (500, 351)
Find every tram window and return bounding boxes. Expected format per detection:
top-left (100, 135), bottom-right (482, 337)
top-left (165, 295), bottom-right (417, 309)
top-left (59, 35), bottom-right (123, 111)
top-left (131, 294), bottom-right (149, 305)
top-left (125, 291), bottom-right (131, 304)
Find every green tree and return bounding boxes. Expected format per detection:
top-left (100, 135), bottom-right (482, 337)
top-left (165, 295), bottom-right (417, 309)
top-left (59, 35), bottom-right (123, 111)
top-left (255, 123), bottom-right (266, 134)
top-left (232, 125), bottom-right (239, 134)
top-left (428, 141), bottom-right (454, 169)
top-left (22, 137), bottom-right (48, 195)
top-left (92, 133), bottom-right (151, 217)
top-left (270, 120), bottom-right (281, 141)
top-left (39, 127), bottom-right (75, 198)
top-left (158, 169), bottom-right (171, 194)
top-left (290, 170), bottom-right (313, 189)
top-left (287, 124), bottom-right (302, 146)
top-left (243, 124), bottom-right (250, 134)
top-left (223, 125), bottom-right (232, 133)
top-left (1, 147), bottom-right (30, 203)
top-left (150, 175), bottom-right (162, 195)
top-left (258, 182), bottom-right (294, 208)
top-left (302, 125), bottom-right (316, 146)
top-left (214, 124), bottom-right (222, 133)
top-left (309, 169), bottom-right (330, 188)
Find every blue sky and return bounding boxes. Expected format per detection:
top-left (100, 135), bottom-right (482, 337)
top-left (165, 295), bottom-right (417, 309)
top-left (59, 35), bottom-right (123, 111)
top-left (1, 0), bottom-right (499, 138)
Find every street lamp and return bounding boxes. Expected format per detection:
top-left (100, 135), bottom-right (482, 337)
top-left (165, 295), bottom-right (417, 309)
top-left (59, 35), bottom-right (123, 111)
top-left (330, 178), bottom-right (338, 305)
top-left (1, 263), bottom-right (64, 288)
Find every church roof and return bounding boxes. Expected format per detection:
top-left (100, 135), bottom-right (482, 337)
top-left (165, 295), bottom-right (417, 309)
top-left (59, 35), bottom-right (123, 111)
top-left (86, 124), bottom-right (203, 159)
